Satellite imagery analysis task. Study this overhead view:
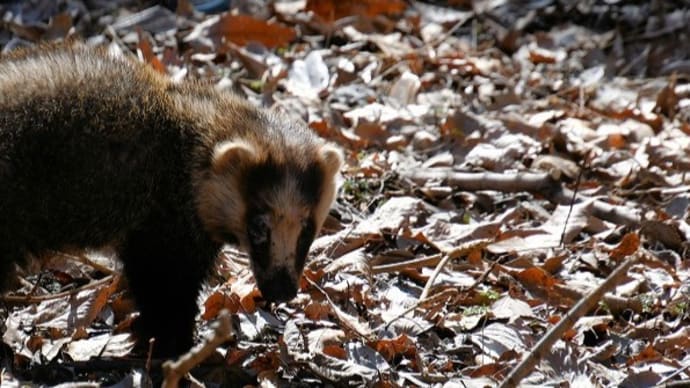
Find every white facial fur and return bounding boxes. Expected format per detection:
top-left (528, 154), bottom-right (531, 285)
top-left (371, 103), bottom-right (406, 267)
top-left (198, 138), bottom-right (342, 301)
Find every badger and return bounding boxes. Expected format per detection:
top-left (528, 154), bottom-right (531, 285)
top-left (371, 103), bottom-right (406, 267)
top-left (0, 42), bottom-right (342, 357)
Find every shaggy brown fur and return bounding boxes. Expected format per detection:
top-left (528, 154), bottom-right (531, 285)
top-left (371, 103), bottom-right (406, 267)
top-left (0, 42), bottom-right (342, 357)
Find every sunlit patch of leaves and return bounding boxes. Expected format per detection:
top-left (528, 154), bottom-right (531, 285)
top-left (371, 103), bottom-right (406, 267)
top-left (479, 288), bottom-right (500, 303)
top-left (668, 300), bottom-right (688, 318)
top-left (463, 305), bottom-right (491, 316)
top-left (637, 293), bottom-right (657, 315)
top-left (341, 172), bottom-right (402, 213)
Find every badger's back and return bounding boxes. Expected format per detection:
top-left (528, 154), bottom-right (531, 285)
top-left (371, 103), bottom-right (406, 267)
top-left (0, 44), bottom-right (189, 252)
top-left (0, 43), bottom-right (168, 116)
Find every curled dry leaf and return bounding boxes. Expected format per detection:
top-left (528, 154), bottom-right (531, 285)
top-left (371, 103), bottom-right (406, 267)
top-left (490, 297), bottom-right (535, 321)
top-left (136, 31), bottom-right (166, 74)
top-left (531, 154), bottom-right (581, 180)
top-left (353, 196), bottom-right (432, 236)
top-left (469, 322), bottom-right (531, 362)
top-left (237, 310), bottom-right (283, 341)
top-left (609, 232), bottom-right (640, 261)
top-left (514, 267), bottom-right (558, 291)
top-left (202, 291), bottom-right (238, 319)
top-left (627, 344), bottom-right (662, 366)
top-left (322, 247), bottom-right (371, 276)
top-left (203, 272), bottom-right (260, 319)
top-left (371, 334), bottom-right (417, 362)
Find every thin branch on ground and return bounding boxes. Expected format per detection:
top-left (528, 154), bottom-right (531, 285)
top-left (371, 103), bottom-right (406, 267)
top-left (0, 275), bottom-right (116, 304)
top-left (162, 311), bottom-right (233, 388)
top-left (499, 247), bottom-right (644, 388)
top-left (405, 169), bottom-right (642, 226)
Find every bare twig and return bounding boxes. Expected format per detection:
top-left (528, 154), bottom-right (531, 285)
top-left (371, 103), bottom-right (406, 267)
top-left (419, 239), bottom-right (491, 301)
top-left (406, 170), bottom-right (556, 193)
top-left (0, 275), bottom-right (115, 304)
top-left (305, 276), bottom-right (375, 341)
top-left (560, 163), bottom-right (586, 246)
top-left (162, 311), bottom-right (233, 388)
top-left (373, 240), bottom-right (492, 331)
top-left (499, 249), bottom-right (643, 388)
top-left (379, 288), bottom-right (457, 332)
top-left (371, 253), bottom-right (443, 274)
top-left (656, 362), bottom-right (690, 386)
top-left (419, 253), bottom-right (454, 302)
top-left (404, 169), bottom-right (641, 226)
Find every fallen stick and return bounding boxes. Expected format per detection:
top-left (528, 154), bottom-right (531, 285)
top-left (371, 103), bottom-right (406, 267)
top-left (162, 311), bottom-right (233, 388)
top-left (0, 275), bottom-right (115, 304)
top-left (419, 239), bottom-right (491, 301)
top-left (371, 253), bottom-right (443, 274)
top-left (404, 169), bottom-right (641, 226)
top-left (498, 236), bottom-right (642, 387)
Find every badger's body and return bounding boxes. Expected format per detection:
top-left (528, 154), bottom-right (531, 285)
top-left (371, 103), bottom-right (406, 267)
top-left (0, 43), bottom-right (341, 356)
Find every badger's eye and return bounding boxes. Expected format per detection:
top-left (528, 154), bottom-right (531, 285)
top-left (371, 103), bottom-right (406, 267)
top-left (248, 214), bottom-right (270, 245)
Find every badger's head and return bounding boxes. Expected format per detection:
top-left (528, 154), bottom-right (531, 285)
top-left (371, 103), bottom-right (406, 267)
top-left (197, 118), bottom-right (342, 302)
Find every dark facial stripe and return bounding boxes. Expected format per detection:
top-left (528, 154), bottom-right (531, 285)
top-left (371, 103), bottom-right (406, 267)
top-left (295, 218), bottom-right (316, 272)
top-left (246, 208), bottom-right (271, 269)
top-left (296, 163), bottom-right (324, 207)
top-left (243, 157), bottom-right (324, 208)
top-left (244, 159), bottom-right (285, 200)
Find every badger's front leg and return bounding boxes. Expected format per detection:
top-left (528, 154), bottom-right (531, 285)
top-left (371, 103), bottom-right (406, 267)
top-left (119, 222), bottom-right (218, 357)
top-left (0, 244), bottom-right (21, 293)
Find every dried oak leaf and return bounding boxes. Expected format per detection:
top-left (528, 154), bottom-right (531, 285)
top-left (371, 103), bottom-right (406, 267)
top-left (372, 334), bottom-right (417, 362)
top-left (137, 30), bottom-right (166, 74)
top-left (626, 344), bottom-right (661, 366)
top-left (515, 267), bottom-right (558, 290)
top-left (202, 291), bottom-right (239, 319)
top-left (609, 232), bottom-right (640, 261)
top-left (306, 0), bottom-right (406, 22)
top-left (210, 14), bottom-right (296, 48)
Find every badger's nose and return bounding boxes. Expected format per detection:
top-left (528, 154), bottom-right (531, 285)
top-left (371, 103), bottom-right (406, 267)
top-left (257, 267), bottom-right (298, 302)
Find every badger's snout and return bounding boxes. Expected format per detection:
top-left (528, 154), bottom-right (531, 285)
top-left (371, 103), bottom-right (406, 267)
top-left (255, 267), bottom-right (299, 302)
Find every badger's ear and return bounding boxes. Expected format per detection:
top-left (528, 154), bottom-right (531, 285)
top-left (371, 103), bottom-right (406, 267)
top-left (212, 141), bottom-right (256, 174)
top-left (319, 144), bottom-right (343, 176)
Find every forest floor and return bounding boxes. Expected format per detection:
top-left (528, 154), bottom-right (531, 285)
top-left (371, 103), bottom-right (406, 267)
top-left (2, 0), bottom-right (690, 387)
